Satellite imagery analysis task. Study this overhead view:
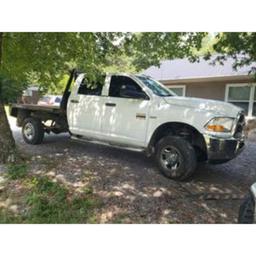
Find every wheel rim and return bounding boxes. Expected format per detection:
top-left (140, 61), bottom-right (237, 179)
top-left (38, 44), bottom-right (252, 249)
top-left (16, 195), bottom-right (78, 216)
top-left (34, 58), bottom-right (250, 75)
top-left (24, 123), bottom-right (35, 140)
top-left (160, 146), bottom-right (181, 172)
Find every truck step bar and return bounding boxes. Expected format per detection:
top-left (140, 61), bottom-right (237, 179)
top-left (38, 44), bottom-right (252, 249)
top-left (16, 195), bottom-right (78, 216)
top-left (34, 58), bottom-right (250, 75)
top-left (70, 135), bottom-right (145, 153)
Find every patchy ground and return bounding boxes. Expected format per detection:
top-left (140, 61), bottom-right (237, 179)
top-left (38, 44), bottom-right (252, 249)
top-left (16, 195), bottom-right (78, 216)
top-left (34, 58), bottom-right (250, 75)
top-left (1, 116), bottom-right (256, 223)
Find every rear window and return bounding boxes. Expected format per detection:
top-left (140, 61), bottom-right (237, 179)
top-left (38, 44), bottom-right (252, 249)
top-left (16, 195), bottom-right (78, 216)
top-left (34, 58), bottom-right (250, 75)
top-left (78, 75), bottom-right (105, 96)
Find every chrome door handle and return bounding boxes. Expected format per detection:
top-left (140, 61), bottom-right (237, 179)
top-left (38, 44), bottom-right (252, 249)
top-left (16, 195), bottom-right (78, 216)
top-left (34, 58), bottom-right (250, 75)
top-left (105, 103), bottom-right (116, 107)
top-left (70, 99), bottom-right (79, 103)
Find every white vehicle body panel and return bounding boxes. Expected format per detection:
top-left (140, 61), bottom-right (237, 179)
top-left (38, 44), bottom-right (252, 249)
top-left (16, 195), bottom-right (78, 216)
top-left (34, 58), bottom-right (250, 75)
top-left (100, 96), bottom-right (150, 147)
top-left (67, 73), bottom-right (243, 150)
top-left (67, 74), bottom-right (105, 139)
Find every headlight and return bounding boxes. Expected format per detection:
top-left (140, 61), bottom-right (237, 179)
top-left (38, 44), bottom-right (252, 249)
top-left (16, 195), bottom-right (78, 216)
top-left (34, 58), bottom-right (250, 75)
top-left (205, 117), bottom-right (235, 133)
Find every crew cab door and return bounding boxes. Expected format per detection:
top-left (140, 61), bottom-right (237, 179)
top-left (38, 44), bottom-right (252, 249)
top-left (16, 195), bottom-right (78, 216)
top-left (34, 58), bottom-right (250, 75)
top-left (101, 75), bottom-right (150, 147)
top-left (67, 74), bottom-right (105, 138)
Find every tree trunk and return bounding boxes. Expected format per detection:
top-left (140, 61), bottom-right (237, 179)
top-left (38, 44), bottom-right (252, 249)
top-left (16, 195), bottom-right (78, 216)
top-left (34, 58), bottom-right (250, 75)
top-left (0, 32), bottom-right (17, 163)
top-left (0, 32), bottom-right (2, 67)
top-left (0, 101), bottom-right (16, 163)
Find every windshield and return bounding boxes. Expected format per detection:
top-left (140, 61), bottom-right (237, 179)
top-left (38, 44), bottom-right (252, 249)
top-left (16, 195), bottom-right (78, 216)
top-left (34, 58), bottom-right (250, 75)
top-left (136, 76), bottom-right (176, 97)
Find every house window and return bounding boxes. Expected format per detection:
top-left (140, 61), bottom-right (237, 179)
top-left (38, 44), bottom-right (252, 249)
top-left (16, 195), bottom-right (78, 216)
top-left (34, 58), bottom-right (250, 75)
top-left (225, 83), bottom-right (256, 116)
top-left (168, 85), bottom-right (186, 96)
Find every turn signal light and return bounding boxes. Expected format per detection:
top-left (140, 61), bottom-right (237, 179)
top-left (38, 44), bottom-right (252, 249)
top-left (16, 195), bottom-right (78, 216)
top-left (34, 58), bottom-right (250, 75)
top-left (206, 125), bottom-right (225, 132)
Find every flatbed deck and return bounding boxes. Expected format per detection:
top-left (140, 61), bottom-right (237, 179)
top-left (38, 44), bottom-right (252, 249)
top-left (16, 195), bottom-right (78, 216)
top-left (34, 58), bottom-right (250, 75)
top-left (11, 103), bottom-right (63, 114)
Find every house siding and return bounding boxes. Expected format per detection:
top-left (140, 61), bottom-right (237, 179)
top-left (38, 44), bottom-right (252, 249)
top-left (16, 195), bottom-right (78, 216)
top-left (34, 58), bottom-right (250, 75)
top-left (185, 82), bottom-right (225, 100)
top-left (162, 77), bottom-right (253, 101)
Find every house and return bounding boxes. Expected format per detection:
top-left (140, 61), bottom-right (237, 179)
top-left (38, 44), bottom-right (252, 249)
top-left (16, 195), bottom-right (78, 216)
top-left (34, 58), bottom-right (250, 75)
top-left (143, 57), bottom-right (256, 117)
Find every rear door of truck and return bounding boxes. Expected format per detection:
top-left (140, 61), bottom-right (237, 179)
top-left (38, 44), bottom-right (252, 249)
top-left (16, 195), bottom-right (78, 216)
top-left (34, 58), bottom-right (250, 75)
top-left (67, 74), bottom-right (106, 139)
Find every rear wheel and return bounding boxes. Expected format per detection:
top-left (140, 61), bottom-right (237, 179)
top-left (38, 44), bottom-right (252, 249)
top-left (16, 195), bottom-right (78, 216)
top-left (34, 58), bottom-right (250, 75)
top-left (155, 136), bottom-right (197, 181)
top-left (238, 193), bottom-right (255, 224)
top-left (22, 117), bottom-right (44, 145)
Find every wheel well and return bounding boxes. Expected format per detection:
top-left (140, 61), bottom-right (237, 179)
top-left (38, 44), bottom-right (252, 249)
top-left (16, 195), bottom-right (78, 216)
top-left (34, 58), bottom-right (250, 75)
top-left (148, 122), bottom-right (207, 161)
top-left (17, 109), bottom-right (31, 126)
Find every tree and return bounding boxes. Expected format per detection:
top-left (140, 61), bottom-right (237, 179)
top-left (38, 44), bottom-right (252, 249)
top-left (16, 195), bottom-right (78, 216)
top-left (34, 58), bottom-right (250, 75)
top-left (126, 32), bottom-right (207, 70)
top-left (0, 33), bottom-right (17, 163)
top-left (203, 33), bottom-right (256, 77)
top-left (0, 32), bottom-right (127, 163)
top-left (129, 32), bottom-right (256, 77)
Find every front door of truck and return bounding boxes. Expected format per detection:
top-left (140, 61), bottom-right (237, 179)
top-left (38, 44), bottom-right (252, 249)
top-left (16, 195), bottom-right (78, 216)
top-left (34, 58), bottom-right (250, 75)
top-left (67, 74), bottom-right (105, 139)
top-left (101, 75), bottom-right (150, 147)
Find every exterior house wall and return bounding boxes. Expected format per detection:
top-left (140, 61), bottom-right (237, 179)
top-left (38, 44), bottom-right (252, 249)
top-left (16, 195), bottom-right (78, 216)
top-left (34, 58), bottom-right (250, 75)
top-left (161, 76), bottom-right (253, 101)
top-left (186, 82), bottom-right (225, 100)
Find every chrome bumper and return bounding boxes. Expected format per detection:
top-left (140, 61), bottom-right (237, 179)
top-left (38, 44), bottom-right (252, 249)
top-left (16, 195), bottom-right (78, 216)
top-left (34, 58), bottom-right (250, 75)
top-left (204, 135), bottom-right (245, 164)
top-left (250, 183), bottom-right (256, 223)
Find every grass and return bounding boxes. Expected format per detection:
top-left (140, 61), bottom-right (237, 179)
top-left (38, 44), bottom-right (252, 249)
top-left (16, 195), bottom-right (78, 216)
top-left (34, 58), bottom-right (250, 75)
top-left (6, 163), bottom-right (28, 179)
top-left (24, 177), bottom-right (97, 223)
top-left (0, 163), bottom-right (100, 223)
top-left (0, 210), bottom-right (23, 224)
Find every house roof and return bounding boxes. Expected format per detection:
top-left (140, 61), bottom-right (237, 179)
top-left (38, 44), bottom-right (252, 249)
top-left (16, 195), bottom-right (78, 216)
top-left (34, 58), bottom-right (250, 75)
top-left (142, 57), bottom-right (254, 81)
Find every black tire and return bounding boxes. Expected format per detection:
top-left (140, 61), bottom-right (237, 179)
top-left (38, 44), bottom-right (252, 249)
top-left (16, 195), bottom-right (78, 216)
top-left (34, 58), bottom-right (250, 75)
top-left (155, 136), bottom-right (197, 181)
top-left (238, 193), bottom-right (255, 224)
top-left (22, 117), bottom-right (44, 145)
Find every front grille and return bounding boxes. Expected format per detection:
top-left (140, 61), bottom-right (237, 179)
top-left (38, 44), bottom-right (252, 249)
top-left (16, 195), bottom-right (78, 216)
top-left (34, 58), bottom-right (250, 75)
top-left (234, 113), bottom-right (246, 139)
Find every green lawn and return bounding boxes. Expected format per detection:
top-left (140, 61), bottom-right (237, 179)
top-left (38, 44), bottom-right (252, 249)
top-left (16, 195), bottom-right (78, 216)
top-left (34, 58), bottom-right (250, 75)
top-left (0, 163), bottom-right (99, 224)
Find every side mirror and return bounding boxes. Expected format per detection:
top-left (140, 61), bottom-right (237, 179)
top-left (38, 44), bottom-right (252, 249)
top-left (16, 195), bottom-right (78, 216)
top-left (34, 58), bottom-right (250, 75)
top-left (120, 85), bottom-right (148, 100)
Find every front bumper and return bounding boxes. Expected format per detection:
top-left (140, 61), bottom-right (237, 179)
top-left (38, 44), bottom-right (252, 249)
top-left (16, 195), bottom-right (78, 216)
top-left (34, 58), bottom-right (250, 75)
top-left (204, 135), bottom-right (245, 164)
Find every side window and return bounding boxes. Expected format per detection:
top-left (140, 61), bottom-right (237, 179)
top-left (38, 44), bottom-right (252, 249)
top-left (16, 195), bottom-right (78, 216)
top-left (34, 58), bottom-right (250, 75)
top-left (78, 76), bottom-right (105, 96)
top-left (109, 76), bottom-right (148, 99)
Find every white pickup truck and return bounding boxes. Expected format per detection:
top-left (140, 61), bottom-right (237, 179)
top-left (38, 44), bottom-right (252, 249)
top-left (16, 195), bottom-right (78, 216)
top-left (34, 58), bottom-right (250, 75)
top-left (10, 70), bottom-right (246, 180)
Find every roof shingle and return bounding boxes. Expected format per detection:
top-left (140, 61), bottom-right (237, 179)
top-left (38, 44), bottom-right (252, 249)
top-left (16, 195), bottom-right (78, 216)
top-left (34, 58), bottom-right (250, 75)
top-left (143, 57), bottom-right (254, 80)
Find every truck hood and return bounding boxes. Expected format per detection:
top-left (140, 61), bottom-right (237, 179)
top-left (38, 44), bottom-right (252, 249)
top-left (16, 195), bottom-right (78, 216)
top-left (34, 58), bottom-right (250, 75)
top-left (163, 96), bottom-right (242, 117)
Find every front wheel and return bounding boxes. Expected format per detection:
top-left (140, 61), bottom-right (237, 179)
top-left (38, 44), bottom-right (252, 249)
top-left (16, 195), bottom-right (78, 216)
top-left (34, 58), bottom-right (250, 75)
top-left (22, 117), bottom-right (44, 145)
top-left (155, 136), bottom-right (197, 181)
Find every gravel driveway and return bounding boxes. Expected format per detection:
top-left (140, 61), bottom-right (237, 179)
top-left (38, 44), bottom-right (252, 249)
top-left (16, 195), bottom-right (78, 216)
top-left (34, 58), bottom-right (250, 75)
top-left (8, 116), bottom-right (256, 223)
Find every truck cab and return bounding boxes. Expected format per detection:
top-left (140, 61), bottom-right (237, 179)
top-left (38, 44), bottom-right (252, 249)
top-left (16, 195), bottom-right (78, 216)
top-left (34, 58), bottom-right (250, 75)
top-left (67, 74), bottom-right (153, 149)
top-left (10, 71), bottom-right (246, 181)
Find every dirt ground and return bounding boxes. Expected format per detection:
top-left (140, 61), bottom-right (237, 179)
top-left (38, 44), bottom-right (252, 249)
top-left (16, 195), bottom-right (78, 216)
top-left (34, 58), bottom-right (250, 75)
top-left (3, 116), bottom-right (256, 223)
